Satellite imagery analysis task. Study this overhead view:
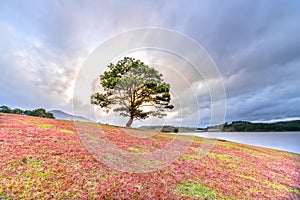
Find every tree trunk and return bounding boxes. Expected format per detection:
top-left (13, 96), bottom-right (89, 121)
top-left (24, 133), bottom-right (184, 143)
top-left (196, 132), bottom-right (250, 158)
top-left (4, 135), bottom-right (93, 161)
top-left (126, 117), bottom-right (133, 127)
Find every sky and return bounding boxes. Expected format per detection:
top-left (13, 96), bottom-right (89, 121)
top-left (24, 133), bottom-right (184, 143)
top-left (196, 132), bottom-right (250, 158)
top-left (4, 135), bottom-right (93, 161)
top-left (1, 0), bottom-right (300, 127)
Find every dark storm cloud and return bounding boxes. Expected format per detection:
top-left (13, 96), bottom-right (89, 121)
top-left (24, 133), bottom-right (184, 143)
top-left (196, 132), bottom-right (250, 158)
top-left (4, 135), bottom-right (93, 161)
top-left (176, 0), bottom-right (300, 122)
top-left (0, 0), bottom-right (299, 125)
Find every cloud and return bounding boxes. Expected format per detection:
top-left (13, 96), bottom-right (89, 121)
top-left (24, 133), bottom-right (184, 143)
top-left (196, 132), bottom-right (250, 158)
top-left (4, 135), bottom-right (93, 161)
top-left (0, 0), bottom-right (299, 126)
top-left (178, 0), bottom-right (300, 123)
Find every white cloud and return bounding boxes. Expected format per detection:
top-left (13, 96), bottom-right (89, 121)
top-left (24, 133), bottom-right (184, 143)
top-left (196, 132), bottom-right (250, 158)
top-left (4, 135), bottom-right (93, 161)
top-left (1, 0), bottom-right (300, 126)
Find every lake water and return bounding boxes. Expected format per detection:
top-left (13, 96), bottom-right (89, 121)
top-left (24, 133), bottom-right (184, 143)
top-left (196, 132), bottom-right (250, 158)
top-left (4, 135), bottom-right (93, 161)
top-left (180, 132), bottom-right (300, 154)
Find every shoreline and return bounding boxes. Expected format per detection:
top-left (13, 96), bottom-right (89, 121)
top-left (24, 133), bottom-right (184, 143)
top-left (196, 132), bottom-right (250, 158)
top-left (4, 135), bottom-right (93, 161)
top-left (173, 131), bottom-right (300, 155)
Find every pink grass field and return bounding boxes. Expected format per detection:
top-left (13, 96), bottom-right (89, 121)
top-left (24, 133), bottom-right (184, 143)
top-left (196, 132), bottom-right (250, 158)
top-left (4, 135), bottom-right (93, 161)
top-left (0, 113), bottom-right (299, 199)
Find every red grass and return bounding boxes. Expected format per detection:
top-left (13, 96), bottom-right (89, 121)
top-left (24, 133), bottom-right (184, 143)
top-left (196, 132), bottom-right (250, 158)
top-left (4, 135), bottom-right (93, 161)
top-left (0, 113), bottom-right (299, 199)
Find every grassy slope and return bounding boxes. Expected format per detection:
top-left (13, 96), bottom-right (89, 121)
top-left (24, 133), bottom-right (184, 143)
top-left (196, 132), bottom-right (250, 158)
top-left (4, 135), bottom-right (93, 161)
top-left (0, 114), bottom-right (299, 199)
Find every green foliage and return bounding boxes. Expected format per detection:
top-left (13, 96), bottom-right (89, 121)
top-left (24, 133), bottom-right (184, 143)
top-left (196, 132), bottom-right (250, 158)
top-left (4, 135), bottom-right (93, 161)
top-left (176, 180), bottom-right (216, 199)
top-left (199, 120), bottom-right (300, 132)
top-left (91, 57), bottom-right (174, 127)
top-left (0, 105), bottom-right (55, 119)
top-left (12, 108), bottom-right (24, 115)
top-left (26, 108), bottom-right (55, 119)
top-left (222, 120), bottom-right (300, 132)
top-left (0, 105), bottom-right (12, 113)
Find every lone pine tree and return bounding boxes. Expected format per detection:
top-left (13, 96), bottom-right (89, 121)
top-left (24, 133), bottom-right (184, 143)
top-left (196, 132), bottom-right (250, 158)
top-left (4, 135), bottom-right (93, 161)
top-left (91, 57), bottom-right (174, 127)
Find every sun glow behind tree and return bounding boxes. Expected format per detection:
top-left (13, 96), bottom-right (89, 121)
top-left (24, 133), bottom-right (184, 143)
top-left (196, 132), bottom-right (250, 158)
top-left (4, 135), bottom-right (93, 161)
top-left (91, 57), bottom-right (174, 127)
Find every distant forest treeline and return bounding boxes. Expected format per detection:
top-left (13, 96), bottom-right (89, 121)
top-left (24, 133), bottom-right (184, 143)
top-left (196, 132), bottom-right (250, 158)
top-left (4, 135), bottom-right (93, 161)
top-left (0, 105), bottom-right (55, 119)
top-left (203, 120), bottom-right (300, 132)
top-left (142, 120), bottom-right (300, 133)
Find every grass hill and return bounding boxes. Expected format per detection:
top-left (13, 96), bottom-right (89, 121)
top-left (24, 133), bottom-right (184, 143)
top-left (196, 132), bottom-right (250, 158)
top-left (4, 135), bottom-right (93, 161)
top-left (49, 109), bottom-right (92, 122)
top-left (0, 113), bottom-right (299, 199)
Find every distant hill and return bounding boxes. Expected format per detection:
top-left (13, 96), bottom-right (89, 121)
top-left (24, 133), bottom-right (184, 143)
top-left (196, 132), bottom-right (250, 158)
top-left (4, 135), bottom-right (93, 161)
top-left (49, 110), bottom-right (92, 122)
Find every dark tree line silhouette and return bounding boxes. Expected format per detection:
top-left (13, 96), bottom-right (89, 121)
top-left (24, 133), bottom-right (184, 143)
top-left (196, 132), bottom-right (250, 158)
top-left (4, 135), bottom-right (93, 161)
top-left (202, 120), bottom-right (300, 132)
top-left (0, 105), bottom-right (55, 119)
